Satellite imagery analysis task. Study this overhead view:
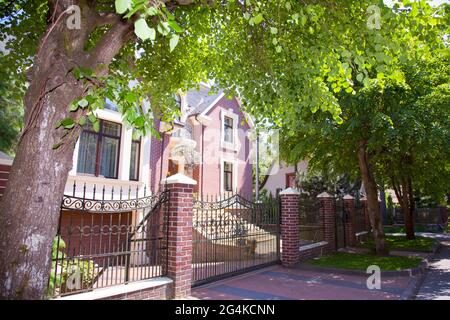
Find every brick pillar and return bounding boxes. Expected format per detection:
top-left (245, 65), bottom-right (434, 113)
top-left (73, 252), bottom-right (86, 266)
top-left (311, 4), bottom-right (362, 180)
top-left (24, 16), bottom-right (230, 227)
top-left (280, 187), bottom-right (300, 266)
top-left (161, 173), bottom-right (196, 298)
top-left (343, 195), bottom-right (356, 246)
top-left (360, 197), bottom-right (371, 231)
top-left (318, 192), bottom-right (335, 251)
top-left (439, 206), bottom-right (448, 226)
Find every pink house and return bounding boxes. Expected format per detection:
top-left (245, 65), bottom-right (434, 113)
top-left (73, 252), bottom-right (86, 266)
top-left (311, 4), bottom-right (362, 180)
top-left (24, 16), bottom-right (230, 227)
top-left (150, 83), bottom-right (254, 197)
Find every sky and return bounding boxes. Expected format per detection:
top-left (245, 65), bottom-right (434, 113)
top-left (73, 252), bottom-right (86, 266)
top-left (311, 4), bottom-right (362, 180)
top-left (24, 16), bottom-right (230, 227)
top-left (384, 0), bottom-right (449, 6)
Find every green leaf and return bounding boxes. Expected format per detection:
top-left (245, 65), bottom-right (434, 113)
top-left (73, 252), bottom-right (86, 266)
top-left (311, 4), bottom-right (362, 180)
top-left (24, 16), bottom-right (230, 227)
top-left (168, 20), bottom-right (183, 33)
top-left (78, 116), bottom-right (86, 126)
top-left (125, 92), bottom-right (137, 103)
top-left (157, 22), bottom-right (170, 36)
top-left (147, 7), bottom-right (159, 16)
top-left (170, 34), bottom-right (180, 52)
top-left (78, 98), bottom-right (89, 108)
top-left (115, 0), bottom-right (131, 15)
top-left (253, 13), bottom-right (264, 25)
top-left (88, 114), bottom-right (97, 123)
top-left (134, 19), bottom-right (154, 41)
top-left (270, 27), bottom-right (278, 35)
top-left (93, 121), bottom-right (100, 133)
top-left (356, 73), bottom-right (364, 82)
top-left (275, 46), bottom-right (282, 53)
top-left (69, 102), bottom-right (78, 112)
top-left (59, 118), bottom-right (75, 129)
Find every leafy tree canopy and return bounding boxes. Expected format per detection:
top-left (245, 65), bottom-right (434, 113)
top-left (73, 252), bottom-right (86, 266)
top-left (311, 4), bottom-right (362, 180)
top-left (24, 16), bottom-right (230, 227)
top-left (0, 0), bottom-right (447, 142)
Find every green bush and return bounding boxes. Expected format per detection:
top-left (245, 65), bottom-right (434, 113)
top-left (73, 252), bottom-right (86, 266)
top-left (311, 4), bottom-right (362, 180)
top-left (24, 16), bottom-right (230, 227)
top-left (47, 236), bottom-right (98, 298)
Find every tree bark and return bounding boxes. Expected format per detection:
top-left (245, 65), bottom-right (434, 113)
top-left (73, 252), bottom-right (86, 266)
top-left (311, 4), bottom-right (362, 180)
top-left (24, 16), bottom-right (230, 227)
top-left (391, 176), bottom-right (415, 240)
top-left (0, 0), bottom-right (133, 299)
top-left (357, 140), bottom-right (389, 255)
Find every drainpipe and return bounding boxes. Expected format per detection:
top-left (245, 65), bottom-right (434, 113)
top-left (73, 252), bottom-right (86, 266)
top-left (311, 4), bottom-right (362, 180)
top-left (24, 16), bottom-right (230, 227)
top-left (195, 114), bottom-right (205, 199)
top-left (255, 129), bottom-right (260, 201)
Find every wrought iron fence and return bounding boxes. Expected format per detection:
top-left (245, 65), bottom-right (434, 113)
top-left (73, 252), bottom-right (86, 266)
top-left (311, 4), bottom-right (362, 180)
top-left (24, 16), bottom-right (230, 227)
top-left (334, 198), bottom-right (347, 249)
top-left (192, 193), bottom-right (280, 286)
top-left (354, 196), bottom-right (367, 233)
top-left (392, 207), bottom-right (445, 225)
top-left (298, 195), bottom-right (324, 245)
top-left (48, 183), bottom-right (169, 298)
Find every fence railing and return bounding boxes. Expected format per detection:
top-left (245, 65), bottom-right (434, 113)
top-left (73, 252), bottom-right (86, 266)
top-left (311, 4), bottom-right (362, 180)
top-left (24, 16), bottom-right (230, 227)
top-left (298, 195), bottom-right (324, 246)
top-left (354, 197), bottom-right (367, 233)
top-left (192, 193), bottom-right (280, 285)
top-left (392, 207), bottom-right (446, 225)
top-left (48, 184), bottom-right (169, 298)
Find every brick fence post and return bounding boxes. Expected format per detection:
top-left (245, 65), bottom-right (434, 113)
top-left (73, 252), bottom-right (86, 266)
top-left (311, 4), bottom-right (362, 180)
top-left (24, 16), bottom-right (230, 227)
top-left (280, 187), bottom-right (300, 266)
top-left (161, 173), bottom-right (196, 299)
top-left (439, 206), bottom-right (448, 227)
top-left (318, 192), bottom-right (335, 251)
top-left (343, 195), bottom-right (356, 247)
top-left (360, 196), bottom-right (371, 232)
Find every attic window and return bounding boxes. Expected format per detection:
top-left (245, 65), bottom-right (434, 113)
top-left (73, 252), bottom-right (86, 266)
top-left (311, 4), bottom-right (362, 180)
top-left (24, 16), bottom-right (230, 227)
top-left (224, 116), bottom-right (234, 143)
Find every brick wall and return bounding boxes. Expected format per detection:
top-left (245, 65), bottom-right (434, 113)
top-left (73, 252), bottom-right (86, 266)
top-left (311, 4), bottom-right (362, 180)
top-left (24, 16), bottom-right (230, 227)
top-left (344, 196), bottom-right (357, 247)
top-left (318, 193), bottom-right (336, 252)
top-left (99, 283), bottom-right (172, 300)
top-left (164, 179), bottom-right (195, 298)
top-left (299, 242), bottom-right (330, 262)
top-left (280, 189), bottom-right (300, 266)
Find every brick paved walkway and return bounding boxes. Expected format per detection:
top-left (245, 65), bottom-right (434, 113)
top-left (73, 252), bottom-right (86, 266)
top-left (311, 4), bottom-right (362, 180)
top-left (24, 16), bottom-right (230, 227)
top-left (192, 264), bottom-right (416, 300)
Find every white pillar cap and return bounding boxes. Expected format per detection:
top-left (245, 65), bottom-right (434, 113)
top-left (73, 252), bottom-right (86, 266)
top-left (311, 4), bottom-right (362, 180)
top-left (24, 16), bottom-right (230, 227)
top-left (317, 192), bottom-right (333, 198)
top-left (343, 194), bottom-right (355, 200)
top-left (161, 173), bottom-right (197, 185)
top-left (279, 187), bottom-right (300, 195)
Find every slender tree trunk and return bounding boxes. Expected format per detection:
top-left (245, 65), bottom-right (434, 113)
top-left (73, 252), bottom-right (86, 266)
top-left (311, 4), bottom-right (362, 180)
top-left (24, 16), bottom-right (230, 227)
top-left (0, 0), bottom-right (133, 299)
top-left (404, 177), bottom-right (415, 239)
top-left (357, 140), bottom-right (388, 255)
top-left (392, 177), bottom-right (415, 240)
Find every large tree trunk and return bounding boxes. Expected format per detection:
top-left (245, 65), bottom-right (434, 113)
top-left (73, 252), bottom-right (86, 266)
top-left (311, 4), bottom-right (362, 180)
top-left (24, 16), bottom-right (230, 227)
top-left (0, 0), bottom-right (133, 299)
top-left (357, 140), bottom-right (389, 256)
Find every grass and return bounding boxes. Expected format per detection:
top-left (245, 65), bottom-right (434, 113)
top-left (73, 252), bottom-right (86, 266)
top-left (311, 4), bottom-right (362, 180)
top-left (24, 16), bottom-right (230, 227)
top-left (361, 235), bottom-right (436, 252)
top-left (307, 252), bottom-right (422, 271)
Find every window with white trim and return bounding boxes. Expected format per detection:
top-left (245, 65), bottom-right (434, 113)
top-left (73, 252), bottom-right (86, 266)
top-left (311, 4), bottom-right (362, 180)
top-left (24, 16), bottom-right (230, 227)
top-left (223, 161), bottom-right (233, 192)
top-left (224, 116), bottom-right (234, 143)
top-left (77, 120), bottom-right (121, 179)
top-left (221, 109), bottom-right (238, 150)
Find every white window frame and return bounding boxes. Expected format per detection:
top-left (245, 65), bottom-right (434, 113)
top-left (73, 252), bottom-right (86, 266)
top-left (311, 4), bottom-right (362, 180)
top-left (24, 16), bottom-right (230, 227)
top-left (220, 108), bottom-right (238, 151)
top-left (220, 157), bottom-right (238, 194)
top-left (70, 107), bottom-right (150, 185)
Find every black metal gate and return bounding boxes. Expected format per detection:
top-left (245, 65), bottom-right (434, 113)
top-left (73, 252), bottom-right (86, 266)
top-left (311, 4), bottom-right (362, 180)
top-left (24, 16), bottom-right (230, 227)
top-left (335, 198), bottom-right (346, 250)
top-left (49, 184), bottom-right (169, 298)
top-left (192, 194), bottom-right (280, 286)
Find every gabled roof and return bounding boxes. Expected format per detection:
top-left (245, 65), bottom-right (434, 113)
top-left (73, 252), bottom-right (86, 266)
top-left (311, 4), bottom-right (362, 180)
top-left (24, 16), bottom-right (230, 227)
top-left (185, 85), bottom-right (224, 116)
top-left (182, 83), bottom-right (254, 129)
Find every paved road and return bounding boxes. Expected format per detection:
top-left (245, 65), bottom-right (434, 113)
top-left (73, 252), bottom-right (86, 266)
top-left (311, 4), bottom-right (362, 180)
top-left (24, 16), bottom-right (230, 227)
top-left (415, 233), bottom-right (450, 300)
top-left (192, 264), bottom-right (415, 300)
